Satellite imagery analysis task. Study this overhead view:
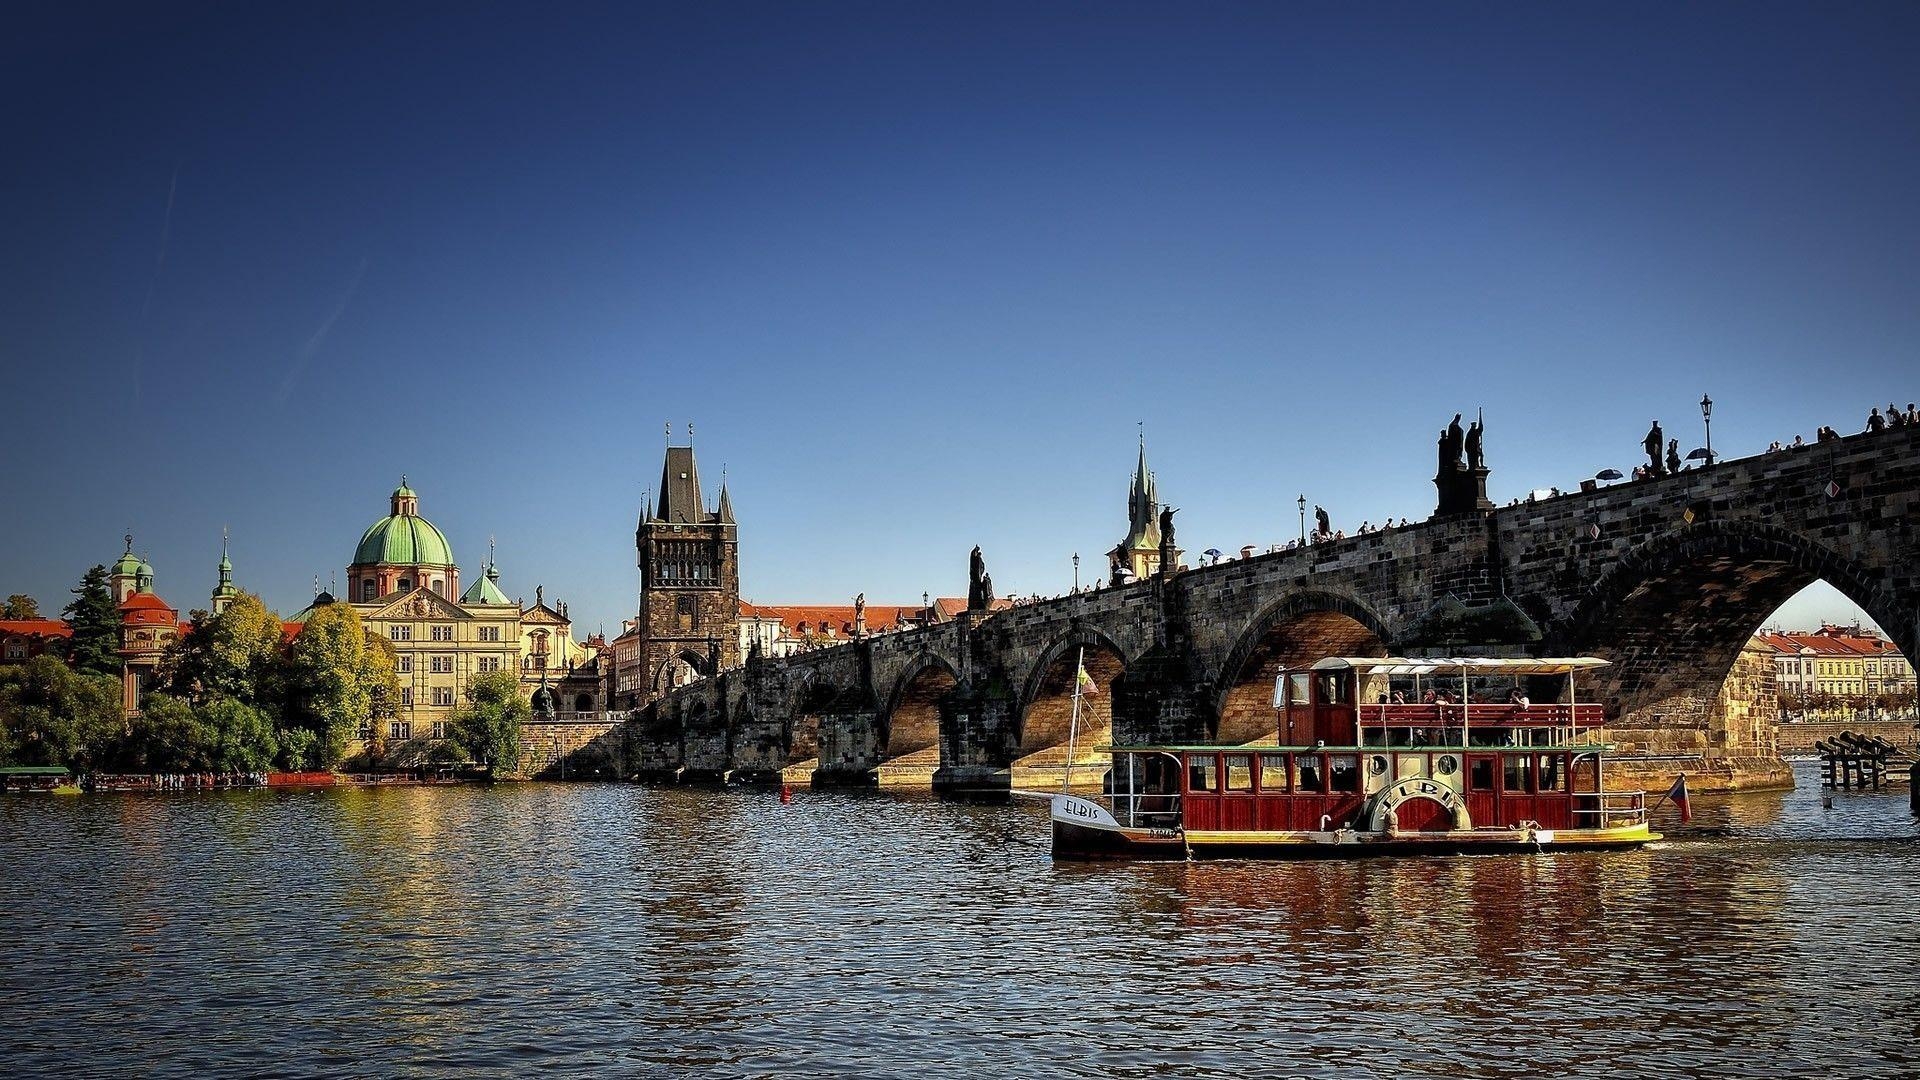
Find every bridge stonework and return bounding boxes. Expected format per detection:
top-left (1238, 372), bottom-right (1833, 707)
top-left (622, 425), bottom-right (1920, 793)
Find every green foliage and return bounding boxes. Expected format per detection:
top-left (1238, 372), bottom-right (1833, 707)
top-left (450, 669), bottom-right (528, 773)
top-left (277, 726), bottom-right (319, 771)
top-left (284, 603), bottom-right (398, 767)
top-left (0, 655), bottom-right (123, 769)
top-left (123, 696), bottom-right (214, 773)
top-left (199, 697), bottom-right (280, 773)
top-left (61, 566), bottom-right (121, 676)
top-left (3, 594), bottom-right (41, 619)
top-left (162, 592), bottom-right (285, 707)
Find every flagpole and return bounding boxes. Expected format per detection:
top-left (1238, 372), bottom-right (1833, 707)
top-left (1063, 645), bottom-right (1086, 794)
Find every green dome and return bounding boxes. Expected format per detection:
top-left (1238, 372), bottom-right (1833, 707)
top-left (393, 483), bottom-right (416, 498)
top-left (113, 551), bottom-right (143, 577)
top-left (353, 513), bottom-right (454, 567)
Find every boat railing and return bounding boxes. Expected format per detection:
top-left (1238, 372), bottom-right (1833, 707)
top-left (1109, 791), bottom-right (1182, 830)
top-left (1569, 790), bottom-right (1646, 829)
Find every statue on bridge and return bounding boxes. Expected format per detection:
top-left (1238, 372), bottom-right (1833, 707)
top-left (1445, 413), bottom-right (1466, 470)
top-left (969, 546), bottom-right (995, 610)
top-left (1433, 408), bottom-right (1497, 518)
top-left (1645, 421), bottom-right (1666, 477)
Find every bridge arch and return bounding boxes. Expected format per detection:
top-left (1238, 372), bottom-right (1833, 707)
top-left (1558, 520), bottom-right (1909, 718)
top-left (1012, 627), bottom-right (1130, 787)
top-left (787, 673), bottom-right (861, 772)
top-left (881, 653), bottom-right (961, 762)
top-left (1211, 589), bottom-right (1394, 743)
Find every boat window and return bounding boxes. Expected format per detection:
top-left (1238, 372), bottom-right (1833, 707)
top-left (1224, 755), bottom-right (1253, 792)
top-left (1315, 672), bottom-right (1351, 705)
top-left (1259, 754), bottom-right (1289, 793)
top-left (1537, 754), bottom-right (1567, 793)
top-left (1328, 754), bottom-right (1361, 793)
top-left (1469, 757), bottom-right (1495, 791)
top-left (1297, 756), bottom-right (1326, 793)
top-left (1288, 673), bottom-right (1310, 706)
top-left (1188, 757), bottom-right (1217, 792)
top-left (1503, 755), bottom-right (1531, 794)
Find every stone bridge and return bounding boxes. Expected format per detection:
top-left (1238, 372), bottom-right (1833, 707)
top-left (626, 424), bottom-right (1920, 791)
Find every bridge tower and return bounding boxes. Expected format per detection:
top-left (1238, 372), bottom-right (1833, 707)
top-left (635, 434), bottom-right (740, 701)
top-left (1108, 434), bottom-right (1177, 582)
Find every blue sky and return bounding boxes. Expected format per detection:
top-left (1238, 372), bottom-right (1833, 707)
top-left (2, 3), bottom-right (1915, 638)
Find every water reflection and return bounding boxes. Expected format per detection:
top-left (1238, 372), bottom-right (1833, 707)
top-left (0, 762), bottom-right (1914, 1078)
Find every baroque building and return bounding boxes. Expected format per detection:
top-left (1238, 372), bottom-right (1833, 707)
top-left (613, 438), bottom-right (739, 707)
top-left (308, 481), bottom-right (525, 742)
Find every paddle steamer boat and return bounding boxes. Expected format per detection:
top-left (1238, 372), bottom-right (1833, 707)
top-left (1051, 656), bottom-right (1658, 860)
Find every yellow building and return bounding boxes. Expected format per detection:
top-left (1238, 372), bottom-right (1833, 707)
top-left (296, 481), bottom-right (524, 743)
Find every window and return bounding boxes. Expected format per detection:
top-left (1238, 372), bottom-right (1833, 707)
top-left (430, 721), bottom-right (446, 739)
top-left (398, 578), bottom-right (411, 592)
top-left (389, 720), bottom-right (410, 741)
top-left (478, 626), bottom-right (500, 643)
top-left (431, 624), bottom-right (454, 641)
top-left (431, 655), bottom-right (453, 673)
top-left (1328, 754), bottom-right (1360, 793)
top-left (3, 641), bottom-right (24, 660)
top-left (433, 687), bottom-right (454, 706)
top-left (401, 687), bottom-right (413, 705)
top-left (363, 580), bottom-right (376, 601)
top-left (390, 625), bottom-right (412, 641)
top-left (358, 722), bottom-right (373, 741)
top-left (478, 656), bottom-right (500, 673)
top-left (1188, 756), bottom-right (1217, 792)
top-left (1296, 756), bottom-right (1325, 793)
top-left (397, 655), bottom-right (413, 673)
top-left (1224, 754), bottom-right (1254, 792)
top-left (1504, 755), bottom-right (1531, 794)
top-left (1537, 755), bottom-right (1567, 793)
top-left (1260, 754), bottom-right (1290, 793)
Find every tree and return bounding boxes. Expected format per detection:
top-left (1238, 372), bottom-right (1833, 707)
top-left (3, 594), bottom-right (41, 619)
top-left (123, 695), bottom-right (214, 773)
top-left (162, 592), bottom-right (285, 708)
top-left (61, 565), bottom-right (121, 676)
top-left (284, 602), bottom-right (398, 767)
top-left (199, 697), bottom-right (280, 773)
top-left (449, 669), bottom-right (528, 774)
top-left (0, 655), bottom-right (123, 769)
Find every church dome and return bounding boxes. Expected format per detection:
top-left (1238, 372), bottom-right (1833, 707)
top-left (353, 483), bottom-right (454, 567)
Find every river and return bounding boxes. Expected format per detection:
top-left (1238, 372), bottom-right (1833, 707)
top-left (2, 761), bottom-right (1916, 1079)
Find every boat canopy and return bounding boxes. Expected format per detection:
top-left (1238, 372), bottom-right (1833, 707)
top-left (1305, 656), bottom-right (1611, 677)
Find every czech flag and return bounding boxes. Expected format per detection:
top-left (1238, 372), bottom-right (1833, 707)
top-left (1665, 774), bottom-right (1692, 823)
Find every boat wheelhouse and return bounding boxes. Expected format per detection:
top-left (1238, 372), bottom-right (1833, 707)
top-left (1051, 656), bottom-right (1658, 860)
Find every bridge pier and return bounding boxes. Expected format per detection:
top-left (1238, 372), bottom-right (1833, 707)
top-left (932, 691), bottom-right (1016, 794)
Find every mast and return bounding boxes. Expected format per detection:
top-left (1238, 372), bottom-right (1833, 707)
top-left (1063, 645), bottom-right (1087, 793)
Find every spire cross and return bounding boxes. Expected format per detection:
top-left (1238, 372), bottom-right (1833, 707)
top-left (124, 532), bottom-right (134, 553)
top-left (665, 421), bottom-right (671, 446)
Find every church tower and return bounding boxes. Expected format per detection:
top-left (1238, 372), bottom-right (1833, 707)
top-left (635, 432), bottom-right (740, 698)
top-left (1108, 434), bottom-right (1170, 583)
top-left (211, 531), bottom-right (238, 615)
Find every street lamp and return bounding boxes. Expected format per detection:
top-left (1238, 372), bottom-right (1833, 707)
top-left (1700, 394), bottom-right (1714, 466)
top-left (1297, 495), bottom-right (1307, 544)
top-left (1072, 552), bottom-right (1080, 592)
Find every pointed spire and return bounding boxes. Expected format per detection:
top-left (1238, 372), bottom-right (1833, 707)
top-left (717, 464), bottom-right (735, 524)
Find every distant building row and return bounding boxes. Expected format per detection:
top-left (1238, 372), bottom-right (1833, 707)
top-left (1, 482), bottom-right (608, 744)
top-left (1753, 624), bottom-right (1916, 703)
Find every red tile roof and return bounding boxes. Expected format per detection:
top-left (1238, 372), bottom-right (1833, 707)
top-left (740, 602), bottom-right (923, 636)
top-left (0, 619), bottom-right (72, 638)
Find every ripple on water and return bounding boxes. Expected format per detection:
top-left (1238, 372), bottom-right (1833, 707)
top-left (0, 761), bottom-right (1916, 1079)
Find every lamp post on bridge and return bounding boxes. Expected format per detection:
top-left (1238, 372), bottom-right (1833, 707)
top-left (1297, 495), bottom-right (1307, 544)
top-left (1072, 552), bottom-right (1079, 592)
top-left (1701, 394), bottom-right (1714, 466)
